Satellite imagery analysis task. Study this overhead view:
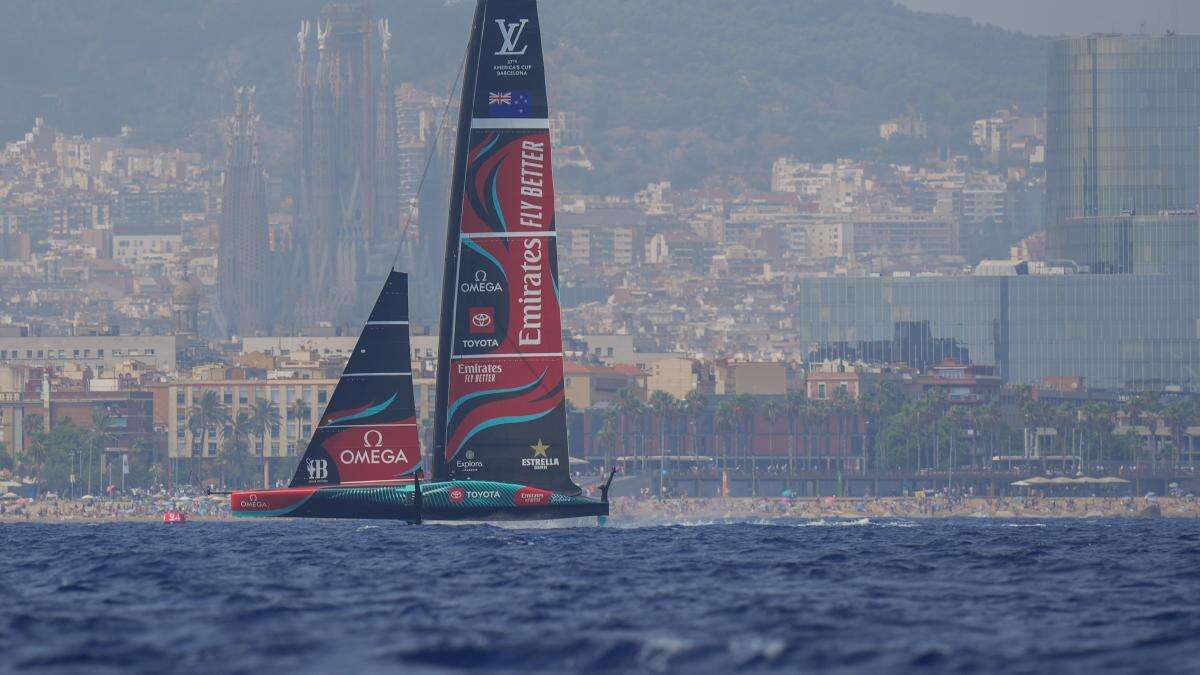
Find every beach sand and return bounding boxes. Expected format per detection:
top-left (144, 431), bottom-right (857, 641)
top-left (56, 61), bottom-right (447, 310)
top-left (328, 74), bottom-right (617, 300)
top-left (3, 495), bottom-right (1197, 524)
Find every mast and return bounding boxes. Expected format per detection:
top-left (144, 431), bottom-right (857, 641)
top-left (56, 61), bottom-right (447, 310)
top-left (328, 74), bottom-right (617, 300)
top-left (434, 0), bottom-right (488, 481)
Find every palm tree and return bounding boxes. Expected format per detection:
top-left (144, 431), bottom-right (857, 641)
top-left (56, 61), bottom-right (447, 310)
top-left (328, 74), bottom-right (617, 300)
top-left (595, 419), bottom-right (615, 470)
top-left (647, 390), bottom-right (678, 459)
top-left (288, 398), bottom-right (313, 453)
top-left (188, 390), bottom-right (229, 485)
top-left (731, 393), bottom-right (758, 465)
top-left (682, 390), bottom-right (707, 457)
top-left (806, 397), bottom-right (831, 473)
top-left (1051, 404), bottom-right (1079, 470)
top-left (188, 390), bottom-right (229, 462)
top-left (967, 401), bottom-right (1002, 470)
top-left (89, 408), bottom-right (114, 495)
top-left (219, 411), bottom-right (256, 487)
top-left (784, 390), bottom-right (806, 478)
top-left (1081, 402), bottom-right (1111, 467)
top-left (1125, 392), bottom-right (1161, 466)
top-left (16, 410), bottom-right (41, 478)
top-left (761, 400), bottom-right (784, 446)
top-left (614, 388), bottom-right (645, 471)
top-left (1019, 391), bottom-right (1051, 459)
top-left (248, 398), bottom-right (281, 487)
top-left (1163, 399), bottom-right (1195, 469)
top-left (130, 436), bottom-right (159, 490)
top-left (647, 391), bottom-right (678, 498)
top-left (714, 401), bottom-right (735, 474)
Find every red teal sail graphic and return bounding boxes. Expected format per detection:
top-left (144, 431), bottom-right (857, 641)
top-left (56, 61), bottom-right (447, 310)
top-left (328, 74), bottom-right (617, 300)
top-left (291, 270), bottom-right (422, 487)
top-left (434, 0), bottom-right (579, 495)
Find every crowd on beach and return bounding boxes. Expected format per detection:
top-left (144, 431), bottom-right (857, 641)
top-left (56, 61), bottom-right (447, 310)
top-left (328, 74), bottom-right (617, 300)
top-left (5, 488), bottom-right (1199, 523)
top-left (0, 487), bottom-right (230, 522)
top-left (608, 494), bottom-right (1200, 521)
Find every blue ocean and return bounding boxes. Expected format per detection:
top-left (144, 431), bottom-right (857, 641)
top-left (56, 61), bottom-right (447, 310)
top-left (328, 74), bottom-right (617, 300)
top-left (2, 518), bottom-right (1199, 673)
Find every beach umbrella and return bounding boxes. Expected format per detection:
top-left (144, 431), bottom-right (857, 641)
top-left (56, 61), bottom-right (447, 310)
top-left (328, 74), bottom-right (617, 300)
top-left (1010, 480), bottom-right (1031, 487)
top-left (568, 456), bottom-right (590, 466)
top-left (1097, 477), bottom-right (1130, 484)
top-left (1, 492), bottom-right (19, 500)
top-left (1047, 477), bottom-right (1077, 485)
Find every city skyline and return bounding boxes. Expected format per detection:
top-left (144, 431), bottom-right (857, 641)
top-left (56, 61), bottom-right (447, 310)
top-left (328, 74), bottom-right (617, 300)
top-left (4, 4), bottom-right (1200, 671)
top-left (1, 3), bottom-right (1198, 485)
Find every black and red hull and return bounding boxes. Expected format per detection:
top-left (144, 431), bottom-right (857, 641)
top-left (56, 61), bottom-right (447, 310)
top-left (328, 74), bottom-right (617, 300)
top-left (231, 480), bottom-right (607, 522)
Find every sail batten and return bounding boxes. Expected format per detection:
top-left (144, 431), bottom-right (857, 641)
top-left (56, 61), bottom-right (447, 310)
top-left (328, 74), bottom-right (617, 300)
top-left (433, 0), bottom-right (579, 495)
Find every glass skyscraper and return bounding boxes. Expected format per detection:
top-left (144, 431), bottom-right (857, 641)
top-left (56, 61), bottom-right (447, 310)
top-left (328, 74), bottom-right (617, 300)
top-left (790, 34), bottom-right (1200, 391)
top-left (792, 272), bottom-right (1198, 390)
top-left (1044, 35), bottom-right (1200, 290)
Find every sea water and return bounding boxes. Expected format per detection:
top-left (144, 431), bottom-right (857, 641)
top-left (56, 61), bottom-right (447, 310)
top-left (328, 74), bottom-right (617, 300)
top-left (2, 518), bottom-right (1199, 673)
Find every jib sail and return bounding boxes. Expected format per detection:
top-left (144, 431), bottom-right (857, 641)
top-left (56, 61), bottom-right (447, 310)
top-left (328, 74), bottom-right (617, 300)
top-left (291, 270), bottom-right (422, 487)
top-left (433, 0), bottom-right (579, 495)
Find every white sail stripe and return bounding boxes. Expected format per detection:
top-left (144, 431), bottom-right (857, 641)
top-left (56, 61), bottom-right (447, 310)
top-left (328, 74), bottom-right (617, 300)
top-left (319, 422), bottom-right (419, 429)
top-left (365, 321), bottom-right (409, 326)
top-left (452, 352), bottom-right (564, 360)
top-left (342, 372), bottom-right (413, 377)
top-left (462, 231), bottom-right (557, 239)
top-left (471, 118), bottom-right (550, 130)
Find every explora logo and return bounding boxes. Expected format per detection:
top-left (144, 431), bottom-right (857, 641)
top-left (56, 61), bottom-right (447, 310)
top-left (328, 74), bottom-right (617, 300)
top-left (306, 459), bottom-right (329, 480)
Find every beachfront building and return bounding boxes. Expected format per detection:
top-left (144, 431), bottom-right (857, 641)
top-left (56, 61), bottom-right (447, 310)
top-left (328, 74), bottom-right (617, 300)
top-left (790, 267), bottom-right (1198, 390)
top-left (805, 360), bottom-right (898, 401)
top-left (158, 375), bottom-right (439, 484)
top-left (714, 361), bottom-right (791, 396)
top-left (564, 363), bottom-right (646, 408)
top-left (0, 335), bottom-right (179, 374)
top-left (162, 378), bottom-right (334, 485)
top-left (240, 334), bottom-right (439, 371)
top-left (162, 378), bottom-right (332, 457)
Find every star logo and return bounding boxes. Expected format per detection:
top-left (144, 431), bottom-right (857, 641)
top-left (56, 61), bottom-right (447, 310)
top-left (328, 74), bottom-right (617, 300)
top-left (530, 439), bottom-right (550, 457)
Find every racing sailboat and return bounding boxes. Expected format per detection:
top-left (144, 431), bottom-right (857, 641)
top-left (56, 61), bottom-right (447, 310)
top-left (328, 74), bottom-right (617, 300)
top-left (230, 0), bottom-right (609, 521)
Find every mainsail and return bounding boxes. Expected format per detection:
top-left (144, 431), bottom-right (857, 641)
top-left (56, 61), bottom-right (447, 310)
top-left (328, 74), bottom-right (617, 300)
top-left (291, 270), bottom-right (422, 487)
top-left (434, 0), bottom-right (579, 495)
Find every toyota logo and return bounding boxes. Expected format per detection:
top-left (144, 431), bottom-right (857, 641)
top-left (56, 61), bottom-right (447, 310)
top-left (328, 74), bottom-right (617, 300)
top-left (472, 312), bottom-right (492, 328)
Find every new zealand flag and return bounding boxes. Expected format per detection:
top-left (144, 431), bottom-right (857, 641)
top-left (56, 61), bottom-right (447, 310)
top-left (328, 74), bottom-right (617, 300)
top-left (488, 90), bottom-right (532, 118)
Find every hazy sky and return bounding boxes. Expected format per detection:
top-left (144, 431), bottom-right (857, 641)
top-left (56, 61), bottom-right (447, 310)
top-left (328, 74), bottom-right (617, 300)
top-left (898, 0), bottom-right (1200, 36)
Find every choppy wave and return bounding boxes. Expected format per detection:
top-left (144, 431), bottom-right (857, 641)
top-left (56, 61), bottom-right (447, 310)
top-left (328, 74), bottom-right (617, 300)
top-left (4, 519), bottom-right (1199, 673)
top-left (793, 517), bottom-right (873, 527)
